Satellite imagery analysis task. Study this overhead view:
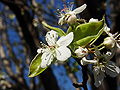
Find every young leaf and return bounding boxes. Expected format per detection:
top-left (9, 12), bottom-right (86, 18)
top-left (73, 19), bottom-right (104, 42)
top-left (74, 27), bottom-right (104, 46)
top-left (90, 27), bottom-right (104, 45)
top-left (71, 19), bottom-right (104, 47)
top-left (28, 54), bottom-right (47, 77)
top-left (42, 21), bottom-right (66, 36)
top-left (74, 35), bottom-right (96, 46)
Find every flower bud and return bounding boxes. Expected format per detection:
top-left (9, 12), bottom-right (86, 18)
top-left (75, 47), bottom-right (88, 58)
top-left (103, 37), bottom-right (115, 49)
top-left (89, 18), bottom-right (98, 22)
top-left (37, 48), bottom-right (45, 53)
top-left (106, 27), bottom-right (110, 32)
top-left (67, 14), bottom-right (77, 24)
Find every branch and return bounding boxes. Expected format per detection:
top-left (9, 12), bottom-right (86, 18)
top-left (73, 58), bottom-right (88, 90)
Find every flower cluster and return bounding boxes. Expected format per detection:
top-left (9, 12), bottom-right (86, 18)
top-left (58, 4), bottom-right (87, 25)
top-left (29, 3), bottom-right (120, 88)
top-left (79, 46), bottom-right (120, 87)
top-left (73, 19), bottom-right (120, 86)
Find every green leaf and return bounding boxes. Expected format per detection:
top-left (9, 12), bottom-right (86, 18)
top-left (74, 35), bottom-right (96, 46)
top-left (90, 27), bottom-right (104, 45)
top-left (42, 21), bottom-right (66, 36)
top-left (73, 19), bottom-right (104, 42)
top-left (28, 54), bottom-right (47, 77)
top-left (74, 27), bottom-right (104, 46)
top-left (66, 23), bottom-right (79, 34)
top-left (71, 19), bottom-right (104, 47)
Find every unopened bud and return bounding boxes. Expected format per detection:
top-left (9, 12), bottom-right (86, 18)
top-left (89, 18), bottom-right (98, 22)
top-left (37, 48), bottom-right (44, 53)
top-left (103, 37), bottom-right (115, 49)
top-left (67, 14), bottom-right (77, 24)
top-left (75, 47), bottom-right (88, 58)
top-left (106, 27), bottom-right (110, 32)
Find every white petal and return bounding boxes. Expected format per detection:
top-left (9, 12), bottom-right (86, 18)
top-left (57, 32), bottom-right (73, 46)
top-left (93, 67), bottom-right (105, 87)
top-left (116, 43), bottom-right (120, 48)
top-left (56, 46), bottom-right (71, 61)
top-left (80, 57), bottom-right (98, 66)
top-left (46, 30), bottom-right (58, 46)
top-left (73, 4), bottom-right (87, 14)
top-left (58, 16), bottom-right (65, 25)
top-left (105, 61), bottom-right (120, 77)
top-left (41, 51), bottom-right (54, 68)
top-left (106, 26), bottom-right (110, 32)
top-left (89, 18), bottom-right (98, 22)
top-left (94, 71), bottom-right (105, 87)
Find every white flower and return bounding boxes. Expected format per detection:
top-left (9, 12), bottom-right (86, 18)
top-left (93, 61), bottom-right (120, 87)
top-left (89, 18), bottom-right (98, 22)
top-left (80, 57), bottom-right (98, 66)
top-left (58, 4), bottom-right (87, 25)
top-left (93, 46), bottom-right (120, 87)
top-left (37, 30), bottom-right (74, 68)
top-left (75, 47), bottom-right (88, 58)
top-left (93, 47), bottom-right (120, 87)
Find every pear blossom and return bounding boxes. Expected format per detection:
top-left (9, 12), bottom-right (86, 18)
top-left (37, 30), bottom-right (74, 68)
top-left (76, 47), bottom-right (119, 87)
top-left (93, 61), bottom-right (120, 87)
top-left (58, 4), bottom-right (87, 25)
top-left (75, 47), bottom-right (88, 58)
top-left (92, 47), bottom-right (120, 87)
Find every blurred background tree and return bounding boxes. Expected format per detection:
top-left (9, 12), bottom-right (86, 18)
top-left (0, 0), bottom-right (119, 90)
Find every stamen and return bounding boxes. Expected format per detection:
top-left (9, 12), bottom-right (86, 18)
top-left (68, 2), bottom-right (74, 10)
top-left (113, 32), bottom-right (118, 37)
top-left (115, 34), bottom-right (120, 39)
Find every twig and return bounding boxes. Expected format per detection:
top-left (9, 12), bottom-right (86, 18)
top-left (73, 58), bottom-right (88, 90)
